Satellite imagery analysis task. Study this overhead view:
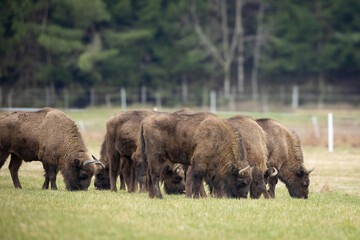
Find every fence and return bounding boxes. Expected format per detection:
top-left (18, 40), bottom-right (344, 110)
top-left (0, 85), bottom-right (359, 111)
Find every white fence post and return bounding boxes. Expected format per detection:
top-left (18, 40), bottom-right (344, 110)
top-left (312, 116), bottom-right (320, 139)
top-left (121, 87), bottom-right (126, 110)
top-left (210, 90), bottom-right (216, 113)
top-left (328, 112), bottom-right (333, 152)
top-left (156, 91), bottom-right (161, 109)
top-left (292, 85), bottom-right (299, 109)
top-left (105, 95), bottom-right (112, 109)
top-left (90, 87), bottom-right (95, 107)
top-left (141, 86), bottom-right (147, 106)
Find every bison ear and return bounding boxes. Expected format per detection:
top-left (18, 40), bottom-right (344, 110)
top-left (297, 166), bottom-right (305, 177)
top-left (74, 158), bottom-right (81, 168)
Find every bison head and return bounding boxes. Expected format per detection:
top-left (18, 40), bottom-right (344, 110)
top-left (280, 166), bottom-right (314, 199)
top-left (63, 158), bottom-right (95, 191)
top-left (94, 164), bottom-right (110, 190)
top-left (224, 164), bottom-right (252, 198)
top-left (249, 166), bottom-right (268, 199)
top-left (161, 164), bottom-right (185, 195)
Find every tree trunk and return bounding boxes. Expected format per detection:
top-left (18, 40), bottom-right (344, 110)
top-left (236, 0), bottom-right (245, 95)
top-left (251, 1), bottom-right (265, 100)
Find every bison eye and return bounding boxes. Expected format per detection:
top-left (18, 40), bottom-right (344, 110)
top-left (303, 179), bottom-right (310, 186)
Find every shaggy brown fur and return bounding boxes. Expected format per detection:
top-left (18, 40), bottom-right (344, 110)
top-left (104, 109), bottom-right (191, 193)
top-left (227, 115), bottom-right (270, 199)
top-left (0, 108), bottom-right (94, 191)
top-left (256, 118), bottom-right (314, 198)
top-left (141, 112), bottom-right (252, 199)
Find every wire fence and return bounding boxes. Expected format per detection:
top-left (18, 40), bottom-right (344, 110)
top-left (0, 85), bottom-right (359, 111)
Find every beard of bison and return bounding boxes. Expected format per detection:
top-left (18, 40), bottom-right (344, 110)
top-left (279, 165), bottom-right (311, 199)
top-left (61, 159), bottom-right (94, 191)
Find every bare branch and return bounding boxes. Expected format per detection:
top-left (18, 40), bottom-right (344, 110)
top-left (229, 0), bottom-right (244, 63)
top-left (190, 0), bottom-right (225, 67)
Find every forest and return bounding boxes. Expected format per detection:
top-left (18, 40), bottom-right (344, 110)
top-left (1, 0), bottom-right (360, 107)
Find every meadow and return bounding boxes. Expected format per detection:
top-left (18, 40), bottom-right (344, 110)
top-left (0, 107), bottom-right (359, 240)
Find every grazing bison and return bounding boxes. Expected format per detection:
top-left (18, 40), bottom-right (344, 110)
top-left (95, 135), bottom-right (185, 194)
top-left (141, 112), bottom-right (252, 199)
top-left (93, 138), bottom-right (125, 190)
top-left (227, 115), bottom-right (277, 199)
top-left (256, 118), bottom-right (314, 199)
top-left (0, 108), bottom-right (95, 191)
top-left (105, 109), bottom-right (190, 193)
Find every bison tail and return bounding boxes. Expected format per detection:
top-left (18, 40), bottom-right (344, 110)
top-left (140, 124), bottom-right (148, 179)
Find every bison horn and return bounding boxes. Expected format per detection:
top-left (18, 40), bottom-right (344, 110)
top-left (269, 167), bottom-right (278, 177)
top-left (173, 164), bottom-right (181, 172)
top-left (238, 165), bottom-right (251, 175)
top-left (306, 167), bottom-right (315, 174)
top-left (83, 155), bottom-right (106, 169)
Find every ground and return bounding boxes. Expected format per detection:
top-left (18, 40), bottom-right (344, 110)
top-left (0, 108), bottom-right (359, 239)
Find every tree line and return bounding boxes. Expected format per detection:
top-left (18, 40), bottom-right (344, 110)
top-left (1, 0), bottom-right (359, 101)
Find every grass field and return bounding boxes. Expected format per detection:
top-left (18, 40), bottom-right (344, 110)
top-left (1, 107), bottom-right (360, 240)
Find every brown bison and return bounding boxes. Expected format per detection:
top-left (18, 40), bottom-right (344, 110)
top-left (141, 112), bottom-right (252, 199)
top-left (93, 138), bottom-right (125, 190)
top-left (256, 118), bottom-right (314, 199)
top-left (104, 109), bottom-right (189, 193)
top-left (227, 115), bottom-right (277, 199)
top-left (94, 136), bottom-right (185, 194)
top-left (0, 108), bottom-right (95, 191)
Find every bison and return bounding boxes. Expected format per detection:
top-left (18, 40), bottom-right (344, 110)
top-left (103, 109), bottom-right (189, 193)
top-left (94, 135), bottom-right (185, 194)
top-left (93, 138), bottom-right (125, 190)
top-left (227, 115), bottom-right (277, 199)
top-left (256, 118), bottom-right (314, 199)
top-left (141, 112), bottom-right (252, 199)
top-left (0, 108), bottom-right (95, 191)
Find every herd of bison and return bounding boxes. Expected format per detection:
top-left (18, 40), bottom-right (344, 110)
top-left (0, 107), bottom-right (314, 199)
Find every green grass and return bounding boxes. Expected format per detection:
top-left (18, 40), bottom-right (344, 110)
top-left (0, 177), bottom-right (359, 240)
top-left (1, 108), bottom-right (360, 239)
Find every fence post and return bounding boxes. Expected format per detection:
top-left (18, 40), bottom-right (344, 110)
top-left (121, 87), bottom-right (126, 111)
top-left (45, 87), bottom-right (51, 106)
top-left (156, 91), bottom-right (161, 109)
top-left (210, 90), bottom-right (216, 113)
top-left (7, 89), bottom-right (12, 110)
top-left (0, 87), bottom-right (2, 108)
top-left (182, 81), bottom-right (188, 106)
top-left (64, 88), bottom-right (69, 109)
top-left (312, 116), bottom-right (320, 139)
top-left (141, 86), bottom-right (147, 106)
top-left (90, 87), bottom-right (95, 107)
top-left (105, 95), bottom-right (112, 109)
top-left (328, 113), bottom-right (333, 152)
top-left (292, 85), bottom-right (299, 109)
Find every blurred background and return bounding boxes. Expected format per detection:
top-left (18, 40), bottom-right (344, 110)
top-left (0, 0), bottom-right (359, 110)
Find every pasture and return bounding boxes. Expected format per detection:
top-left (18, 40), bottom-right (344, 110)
top-left (1, 108), bottom-right (359, 240)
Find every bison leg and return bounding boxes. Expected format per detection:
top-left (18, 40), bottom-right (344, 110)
top-left (122, 156), bottom-right (135, 193)
top-left (109, 153), bottom-right (121, 192)
top-left (42, 163), bottom-right (58, 190)
top-left (119, 171), bottom-right (126, 190)
top-left (9, 154), bottom-right (23, 189)
top-left (147, 157), bottom-right (163, 199)
top-left (191, 166), bottom-right (206, 199)
top-left (0, 151), bottom-right (10, 169)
